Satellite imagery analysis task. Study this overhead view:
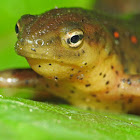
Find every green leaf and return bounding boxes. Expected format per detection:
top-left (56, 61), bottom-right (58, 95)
top-left (0, 97), bottom-right (140, 140)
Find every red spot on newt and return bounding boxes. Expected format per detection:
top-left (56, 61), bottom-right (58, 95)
top-left (113, 31), bottom-right (119, 38)
top-left (131, 35), bottom-right (138, 44)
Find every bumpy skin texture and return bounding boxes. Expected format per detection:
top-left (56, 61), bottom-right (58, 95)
top-left (94, 0), bottom-right (140, 15)
top-left (1, 8), bottom-right (140, 114)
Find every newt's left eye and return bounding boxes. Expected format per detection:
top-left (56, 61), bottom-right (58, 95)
top-left (15, 22), bottom-right (20, 37)
top-left (15, 24), bottom-right (19, 34)
top-left (64, 29), bottom-right (84, 48)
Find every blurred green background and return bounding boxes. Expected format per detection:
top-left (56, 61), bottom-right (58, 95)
top-left (0, 0), bottom-right (140, 140)
top-left (0, 0), bottom-right (94, 70)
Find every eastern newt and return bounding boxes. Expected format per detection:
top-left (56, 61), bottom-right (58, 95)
top-left (1, 8), bottom-right (140, 114)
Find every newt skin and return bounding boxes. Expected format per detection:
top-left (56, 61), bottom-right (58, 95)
top-left (1, 8), bottom-right (140, 114)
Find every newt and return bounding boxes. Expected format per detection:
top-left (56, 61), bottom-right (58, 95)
top-left (1, 7), bottom-right (140, 114)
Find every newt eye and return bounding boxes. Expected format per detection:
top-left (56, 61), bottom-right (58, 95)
top-left (65, 29), bottom-right (84, 48)
top-left (15, 22), bottom-right (19, 36)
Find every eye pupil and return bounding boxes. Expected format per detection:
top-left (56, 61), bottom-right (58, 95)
top-left (15, 24), bottom-right (19, 34)
top-left (71, 35), bottom-right (80, 43)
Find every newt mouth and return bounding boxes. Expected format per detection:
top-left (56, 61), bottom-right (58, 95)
top-left (15, 45), bottom-right (80, 68)
top-left (16, 46), bottom-right (79, 69)
top-left (15, 45), bottom-right (54, 60)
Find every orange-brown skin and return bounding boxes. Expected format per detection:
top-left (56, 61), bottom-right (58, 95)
top-left (1, 8), bottom-right (140, 114)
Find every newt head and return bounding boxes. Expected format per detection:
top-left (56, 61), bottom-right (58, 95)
top-left (15, 8), bottom-right (110, 79)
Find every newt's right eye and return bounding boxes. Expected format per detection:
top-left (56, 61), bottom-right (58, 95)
top-left (63, 29), bottom-right (84, 48)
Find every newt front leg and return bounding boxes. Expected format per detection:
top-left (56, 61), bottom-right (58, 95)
top-left (109, 74), bottom-right (140, 115)
top-left (0, 69), bottom-right (44, 88)
top-left (0, 69), bottom-right (53, 100)
top-left (119, 74), bottom-right (140, 95)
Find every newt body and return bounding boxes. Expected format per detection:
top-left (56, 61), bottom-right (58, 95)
top-left (1, 8), bottom-right (140, 114)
